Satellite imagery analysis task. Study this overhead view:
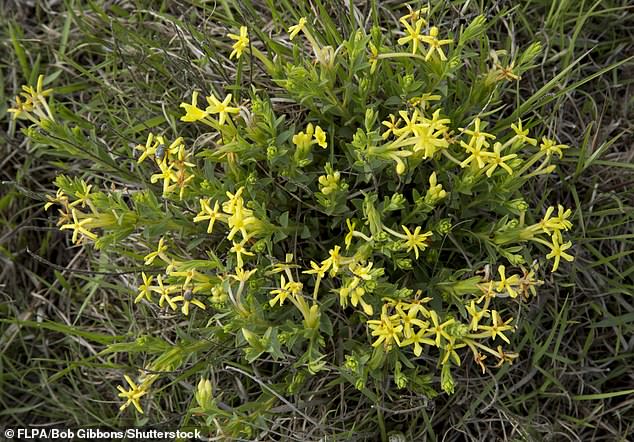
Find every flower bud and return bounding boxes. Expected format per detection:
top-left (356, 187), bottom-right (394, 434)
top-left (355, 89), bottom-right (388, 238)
top-left (266, 145), bottom-right (278, 160)
top-left (396, 258), bottom-right (412, 270)
top-left (437, 219), bottom-right (452, 234)
top-left (195, 378), bottom-right (213, 410)
top-left (364, 108), bottom-right (376, 131)
top-left (344, 355), bottom-right (358, 371)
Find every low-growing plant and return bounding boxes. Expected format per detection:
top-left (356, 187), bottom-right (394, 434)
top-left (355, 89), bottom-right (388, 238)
top-left (10, 5), bottom-right (577, 439)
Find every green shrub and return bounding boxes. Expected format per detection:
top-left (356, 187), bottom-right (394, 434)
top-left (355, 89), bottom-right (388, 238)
top-left (11, 6), bottom-right (575, 438)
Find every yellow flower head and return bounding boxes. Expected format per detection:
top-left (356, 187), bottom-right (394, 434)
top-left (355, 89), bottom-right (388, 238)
top-left (367, 311), bottom-right (403, 348)
top-left (288, 17), bottom-right (307, 40)
top-left (171, 290), bottom-right (206, 316)
top-left (227, 26), bottom-right (249, 59)
top-left (193, 198), bottom-right (222, 234)
top-left (397, 18), bottom-right (425, 54)
top-left (540, 137), bottom-right (569, 158)
top-left (143, 237), bottom-right (168, 266)
top-left (206, 93), bottom-right (240, 126)
top-left (511, 119), bottom-right (537, 146)
top-left (8, 93), bottom-right (34, 120)
top-left (546, 236), bottom-right (574, 272)
top-left (150, 161), bottom-right (178, 196)
top-left (485, 142), bottom-right (517, 177)
top-left (134, 272), bottom-right (154, 304)
top-left (314, 125), bottom-right (328, 148)
top-left (420, 26), bottom-right (453, 61)
top-left (401, 225), bottom-right (433, 259)
top-left (59, 208), bottom-right (98, 244)
top-left (180, 91), bottom-right (208, 122)
top-left (117, 374), bottom-right (148, 413)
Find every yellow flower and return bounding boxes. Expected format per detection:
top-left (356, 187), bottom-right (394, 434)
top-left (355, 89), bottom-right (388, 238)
top-left (476, 280), bottom-right (497, 304)
top-left (314, 125), bottom-right (327, 148)
top-left (68, 181), bottom-right (93, 209)
top-left (478, 310), bottom-right (513, 344)
top-left (303, 260), bottom-right (328, 279)
top-left (117, 375), bottom-right (147, 413)
top-left (193, 199), bottom-right (222, 234)
top-left (229, 267), bottom-right (257, 283)
top-left (402, 295), bottom-right (432, 318)
top-left (223, 186), bottom-right (245, 214)
top-left (459, 139), bottom-right (492, 169)
top-left (420, 26), bottom-right (453, 61)
top-left (153, 274), bottom-right (178, 310)
top-left (428, 310), bottom-right (455, 347)
top-left (552, 205), bottom-right (573, 241)
top-left (230, 240), bottom-right (255, 269)
top-left (9, 75), bottom-right (55, 122)
top-left (534, 205), bottom-right (556, 234)
top-left (150, 161), bottom-right (178, 196)
top-left (227, 26), bottom-right (249, 59)
top-left (180, 91), bottom-right (208, 122)
top-left (288, 17), bottom-right (307, 40)
top-left (143, 237), bottom-right (168, 265)
top-left (44, 189), bottom-right (69, 211)
top-left (21, 74), bottom-right (54, 104)
top-left (292, 123), bottom-right (314, 150)
top-left (269, 275), bottom-right (294, 307)
top-left (397, 18), bottom-right (425, 54)
top-left (485, 142), bottom-right (517, 177)
top-left (349, 284), bottom-right (373, 315)
top-left (226, 202), bottom-right (258, 241)
top-left (171, 290), bottom-right (206, 315)
top-left (401, 225), bottom-right (433, 259)
top-left (134, 133), bottom-right (157, 164)
top-left (540, 137), bottom-right (569, 158)
top-left (7, 93), bottom-right (34, 120)
top-left (395, 109), bottom-right (420, 136)
top-left (396, 304), bottom-right (428, 339)
top-left (441, 340), bottom-right (466, 366)
top-left (205, 93), bottom-right (240, 126)
top-left (546, 236), bottom-right (574, 272)
top-left (381, 114), bottom-right (400, 139)
top-left (496, 265), bottom-right (520, 298)
top-left (460, 117), bottom-right (496, 149)
top-left (344, 219), bottom-right (356, 250)
top-left (367, 312), bottom-right (403, 348)
top-left (401, 328), bottom-right (435, 357)
top-left (466, 300), bottom-right (489, 331)
top-left (411, 124), bottom-right (449, 159)
top-left (321, 245), bottom-right (343, 276)
top-left (134, 272), bottom-right (154, 303)
top-left (510, 119), bottom-right (537, 146)
top-left (59, 208), bottom-right (98, 244)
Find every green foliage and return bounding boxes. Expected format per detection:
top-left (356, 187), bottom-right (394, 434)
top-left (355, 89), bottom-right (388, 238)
top-left (8, 6), bottom-right (579, 437)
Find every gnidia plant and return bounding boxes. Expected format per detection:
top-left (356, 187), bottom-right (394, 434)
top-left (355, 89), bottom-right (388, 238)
top-left (10, 6), bottom-right (576, 438)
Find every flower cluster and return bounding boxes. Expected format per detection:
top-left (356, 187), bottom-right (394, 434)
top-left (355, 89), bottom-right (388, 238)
top-left (8, 74), bottom-right (55, 123)
top-left (19, 4), bottom-right (577, 431)
top-left (179, 91), bottom-right (240, 126)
